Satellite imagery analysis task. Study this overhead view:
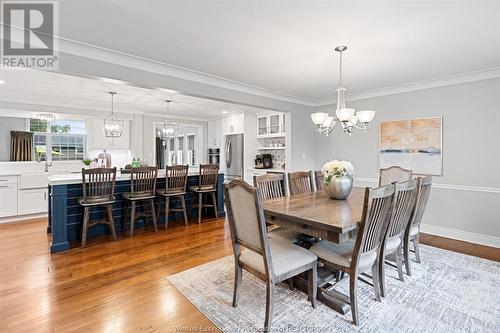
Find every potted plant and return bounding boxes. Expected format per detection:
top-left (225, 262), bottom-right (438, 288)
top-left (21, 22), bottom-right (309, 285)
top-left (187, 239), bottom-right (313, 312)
top-left (82, 158), bottom-right (93, 169)
top-left (321, 160), bottom-right (354, 200)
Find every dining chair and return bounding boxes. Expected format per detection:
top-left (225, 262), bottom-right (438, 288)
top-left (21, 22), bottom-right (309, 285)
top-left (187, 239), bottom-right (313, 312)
top-left (224, 179), bottom-right (318, 332)
top-left (287, 171), bottom-right (314, 195)
top-left (254, 173), bottom-right (299, 244)
top-left (379, 166), bottom-right (412, 186)
top-left (378, 179), bottom-right (417, 297)
top-left (314, 170), bottom-right (324, 191)
top-left (310, 184), bottom-right (395, 325)
top-left (157, 165), bottom-right (189, 230)
top-left (189, 164), bottom-right (219, 224)
top-left (122, 166), bottom-right (158, 237)
top-left (403, 176), bottom-right (432, 275)
top-left (78, 167), bottom-right (117, 248)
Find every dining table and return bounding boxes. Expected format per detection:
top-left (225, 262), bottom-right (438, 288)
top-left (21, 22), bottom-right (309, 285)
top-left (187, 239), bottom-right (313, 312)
top-left (262, 187), bottom-right (366, 315)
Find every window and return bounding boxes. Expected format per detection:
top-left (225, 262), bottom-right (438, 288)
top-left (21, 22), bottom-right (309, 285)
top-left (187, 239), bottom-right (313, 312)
top-left (156, 124), bottom-right (201, 168)
top-left (29, 119), bottom-right (87, 161)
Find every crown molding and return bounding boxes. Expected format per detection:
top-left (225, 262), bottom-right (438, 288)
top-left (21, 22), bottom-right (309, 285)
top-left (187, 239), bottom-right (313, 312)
top-left (56, 37), bottom-right (317, 107)
top-left (314, 67), bottom-right (500, 106)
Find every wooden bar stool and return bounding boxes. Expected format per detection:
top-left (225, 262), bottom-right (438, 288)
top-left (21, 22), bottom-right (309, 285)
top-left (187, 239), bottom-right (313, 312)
top-left (157, 165), bottom-right (189, 229)
top-left (78, 167), bottom-right (117, 248)
top-left (122, 166), bottom-right (158, 237)
top-left (189, 164), bottom-right (219, 224)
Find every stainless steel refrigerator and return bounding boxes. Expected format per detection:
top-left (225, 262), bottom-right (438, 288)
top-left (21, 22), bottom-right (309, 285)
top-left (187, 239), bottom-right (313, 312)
top-left (224, 134), bottom-right (244, 180)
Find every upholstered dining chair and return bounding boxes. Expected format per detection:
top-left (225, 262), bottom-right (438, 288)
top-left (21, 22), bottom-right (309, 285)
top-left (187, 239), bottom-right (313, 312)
top-left (122, 166), bottom-right (158, 237)
top-left (404, 176), bottom-right (432, 275)
top-left (314, 170), bottom-right (324, 191)
top-left (287, 171), bottom-right (314, 195)
top-left (78, 167), bottom-right (117, 248)
top-left (310, 185), bottom-right (395, 325)
top-left (379, 166), bottom-right (412, 186)
top-left (378, 180), bottom-right (417, 297)
top-left (254, 173), bottom-right (300, 242)
top-left (189, 164), bottom-right (219, 224)
top-left (157, 165), bottom-right (189, 229)
top-left (224, 179), bottom-right (318, 332)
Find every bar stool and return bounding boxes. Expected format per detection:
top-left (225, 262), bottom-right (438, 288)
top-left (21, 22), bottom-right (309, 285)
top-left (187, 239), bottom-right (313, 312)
top-left (122, 166), bottom-right (158, 237)
top-left (157, 165), bottom-right (189, 229)
top-left (189, 164), bottom-right (219, 224)
top-left (78, 167), bottom-right (117, 248)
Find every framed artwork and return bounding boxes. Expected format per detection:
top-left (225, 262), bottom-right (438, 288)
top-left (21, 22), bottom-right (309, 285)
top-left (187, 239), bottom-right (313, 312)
top-left (379, 116), bottom-right (442, 176)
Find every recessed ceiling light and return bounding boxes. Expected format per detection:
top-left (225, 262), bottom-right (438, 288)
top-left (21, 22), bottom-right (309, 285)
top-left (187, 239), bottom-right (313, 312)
top-left (221, 110), bottom-right (229, 114)
top-left (0, 80), bottom-right (5, 84)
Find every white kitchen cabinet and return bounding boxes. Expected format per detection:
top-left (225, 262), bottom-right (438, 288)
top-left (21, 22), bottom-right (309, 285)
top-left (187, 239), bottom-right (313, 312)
top-left (223, 115), bottom-right (244, 135)
top-left (0, 177), bottom-right (18, 217)
top-left (256, 112), bottom-right (286, 138)
top-left (18, 188), bottom-right (48, 214)
top-left (208, 119), bottom-right (223, 148)
top-left (89, 119), bottom-right (131, 149)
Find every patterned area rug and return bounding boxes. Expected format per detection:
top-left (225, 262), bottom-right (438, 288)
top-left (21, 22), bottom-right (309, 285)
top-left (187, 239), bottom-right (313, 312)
top-left (168, 245), bottom-right (499, 333)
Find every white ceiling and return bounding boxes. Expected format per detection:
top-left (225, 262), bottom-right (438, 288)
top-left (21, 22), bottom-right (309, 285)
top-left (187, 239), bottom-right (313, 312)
top-left (56, 0), bottom-right (500, 101)
top-left (0, 69), bottom-right (267, 120)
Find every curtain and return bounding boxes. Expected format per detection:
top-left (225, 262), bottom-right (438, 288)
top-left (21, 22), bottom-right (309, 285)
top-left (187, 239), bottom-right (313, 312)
top-left (10, 131), bottom-right (33, 161)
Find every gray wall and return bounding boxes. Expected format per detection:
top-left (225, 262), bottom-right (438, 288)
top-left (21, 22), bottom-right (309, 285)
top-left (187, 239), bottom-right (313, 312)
top-left (0, 117), bottom-right (26, 161)
top-left (312, 78), bottom-right (500, 244)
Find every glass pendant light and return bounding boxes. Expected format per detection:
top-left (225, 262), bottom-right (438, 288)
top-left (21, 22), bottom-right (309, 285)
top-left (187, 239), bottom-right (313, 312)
top-left (159, 99), bottom-right (178, 139)
top-left (103, 92), bottom-right (123, 137)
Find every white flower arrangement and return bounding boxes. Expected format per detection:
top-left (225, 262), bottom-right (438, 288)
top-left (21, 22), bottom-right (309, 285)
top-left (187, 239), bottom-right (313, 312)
top-left (321, 160), bottom-right (354, 185)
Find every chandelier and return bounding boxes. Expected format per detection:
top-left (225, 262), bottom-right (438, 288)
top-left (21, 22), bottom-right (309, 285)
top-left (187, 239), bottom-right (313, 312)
top-left (159, 99), bottom-right (178, 139)
top-left (311, 46), bottom-right (375, 135)
top-left (104, 91), bottom-right (124, 137)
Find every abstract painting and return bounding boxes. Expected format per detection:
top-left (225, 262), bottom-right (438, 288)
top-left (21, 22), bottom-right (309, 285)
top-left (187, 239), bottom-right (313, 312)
top-left (379, 116), bottom-right (442, 175)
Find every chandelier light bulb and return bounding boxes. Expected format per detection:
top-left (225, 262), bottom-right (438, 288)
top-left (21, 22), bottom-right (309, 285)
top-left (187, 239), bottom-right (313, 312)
top-left (311, 112), bottom-right (328, 125)
top-left (356, 110), bottom-right (376, 123)
top-left (336, 108), bottom-right (355, 122)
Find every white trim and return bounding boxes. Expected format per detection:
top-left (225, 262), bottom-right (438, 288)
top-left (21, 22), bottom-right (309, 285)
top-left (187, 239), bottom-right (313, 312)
top-left (0, 213), bottom-right (47, 224)
top-left (420, 223), bottom-right (500, 249)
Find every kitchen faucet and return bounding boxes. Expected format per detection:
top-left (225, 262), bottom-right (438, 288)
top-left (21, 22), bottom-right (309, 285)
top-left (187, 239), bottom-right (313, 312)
top-left (37, 153), bottom-right (52, 172)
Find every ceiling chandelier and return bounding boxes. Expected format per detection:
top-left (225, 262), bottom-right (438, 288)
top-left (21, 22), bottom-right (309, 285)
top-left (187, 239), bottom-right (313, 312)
top-left (311, 46), bottom-right (375, 136)
top-left (104, 91), bottom-right (124, 137)
top-left (159, 99), bottom-right (178, 139)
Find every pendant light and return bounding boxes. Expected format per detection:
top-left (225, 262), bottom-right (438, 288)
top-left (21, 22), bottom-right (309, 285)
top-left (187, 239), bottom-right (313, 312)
top-left (159, 99), bottom-right (178, 139)
top-left (104, 91), bottom-right (124, 137)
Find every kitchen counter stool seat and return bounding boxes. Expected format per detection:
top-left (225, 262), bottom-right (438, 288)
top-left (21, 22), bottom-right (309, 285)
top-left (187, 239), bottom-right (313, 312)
top-left (190, 164), bottom-right (219, 224)
top-left (157, 165), bottom-right (189, 229)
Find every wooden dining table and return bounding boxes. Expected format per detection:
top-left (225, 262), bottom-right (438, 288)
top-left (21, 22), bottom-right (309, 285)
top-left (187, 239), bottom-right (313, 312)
top-left (262, 187), bottom-right (367, 314)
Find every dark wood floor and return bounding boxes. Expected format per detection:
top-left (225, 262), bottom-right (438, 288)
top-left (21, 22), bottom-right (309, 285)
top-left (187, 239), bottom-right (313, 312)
top-left (0, 217), bottom-right (498, 332)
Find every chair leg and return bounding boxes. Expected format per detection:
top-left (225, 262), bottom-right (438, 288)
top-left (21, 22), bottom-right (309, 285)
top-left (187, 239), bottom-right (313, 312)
top-left (232, 264), bottom-right (242, 307)
top-left (378, 249), bottom-right (386, 298)
top-left (349, 273), bottom-right (359, 326)
top-left (180, 196), bottom-right (188, 226)
top-left (123, 202), bottom-right (129, 234)
top-left (211, 192), bottom-right (218, 218)
top-left (372, 260), bottom-right (382, 302)
top-left (81, 206), bottom-right (89, 248)
top-left (308, 263), bottom-right (318, 308)
top-left (413, 235), bottom-right (421, 263)
top-left (156, 197), bottom-right (162, 224)
top-left (150, 199), bottom-right (158, 232)
top-left (396, 244), bottom-right (404, 281)
top-left (198, 193), bottom-right (203, 224)
top-left (287, 279), bottom-right (294, 291)
top-left (106, 204), bottom-right (117, 241)
top-left (130, 201), bottom-right (136, 237)
top-left (264, 282), bottom-right (275, 333)
top-left (164, 197), bottom-right (170, 230)
top-left (403, 235), bottom-right (412, 276)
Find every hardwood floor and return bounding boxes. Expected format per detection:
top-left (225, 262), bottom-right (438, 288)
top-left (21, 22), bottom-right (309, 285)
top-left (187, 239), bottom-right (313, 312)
top-left (0, 217), bottom-right (498, 332)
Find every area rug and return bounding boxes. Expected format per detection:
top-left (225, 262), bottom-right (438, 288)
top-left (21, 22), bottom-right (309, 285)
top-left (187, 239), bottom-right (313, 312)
top-left (167, 245), bottom-right (499, 333)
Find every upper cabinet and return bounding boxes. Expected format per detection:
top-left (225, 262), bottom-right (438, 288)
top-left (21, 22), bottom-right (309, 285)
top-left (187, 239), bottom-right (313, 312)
top-left (256, 111), bottom-right (286, 138)
top-left (207, 119), bottom-right (223, 148)
top-left (89, 118), bottom-right (131, 149)
top-left (222, 114), bottom-right (244, 135)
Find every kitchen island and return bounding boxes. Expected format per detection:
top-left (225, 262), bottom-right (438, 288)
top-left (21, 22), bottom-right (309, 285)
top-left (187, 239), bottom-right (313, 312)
top-left (48, 170), bottom-right (225, 253)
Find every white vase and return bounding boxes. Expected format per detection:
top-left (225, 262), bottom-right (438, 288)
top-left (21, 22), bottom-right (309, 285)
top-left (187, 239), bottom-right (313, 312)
top-left (324, 175), bottom-right (353, 200)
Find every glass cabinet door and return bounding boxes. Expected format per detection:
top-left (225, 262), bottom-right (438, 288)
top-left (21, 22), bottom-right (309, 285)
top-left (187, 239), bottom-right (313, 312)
top-left (258, 116), bottom-right (268, 135)
top-left (269, 114), bottom-right (280, 134)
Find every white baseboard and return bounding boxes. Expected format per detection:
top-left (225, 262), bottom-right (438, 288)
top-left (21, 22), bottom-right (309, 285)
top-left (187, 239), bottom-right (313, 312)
top-left (420, 223), bottom-right (500, 249)
top-left (0, 213), bottom-right (47, 224)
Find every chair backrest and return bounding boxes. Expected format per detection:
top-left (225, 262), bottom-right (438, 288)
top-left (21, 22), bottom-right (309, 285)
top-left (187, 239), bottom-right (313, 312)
top-left (198, 164), bottom-right (219, 189)
top-left (409, 176), bottom-right (432, 229)
top-left (130, 166), bottom-right (158, 196)
top-left (351, 185), bottom-right (395, 269)
top-left (384, 180), bottom-right (418, 242)
top-left (379, 166), bottom-right (412, 186)
top-left (166, 165), bottom-right (189, 192)
top-left (81, 167), bottom-right (116, 202)
top-left (288, 171), bottom-right (313, 195)
top-left (314, 170), bottom-right (324, 191)
top-left (224, 179), bottom-right (274, 277)
top-left (253, 173), bottom-right (286, 200)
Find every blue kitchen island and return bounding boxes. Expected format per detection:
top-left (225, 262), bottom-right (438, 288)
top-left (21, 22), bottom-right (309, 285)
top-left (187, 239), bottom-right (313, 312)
top-left (48, 171), bottom-right (225, 253)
